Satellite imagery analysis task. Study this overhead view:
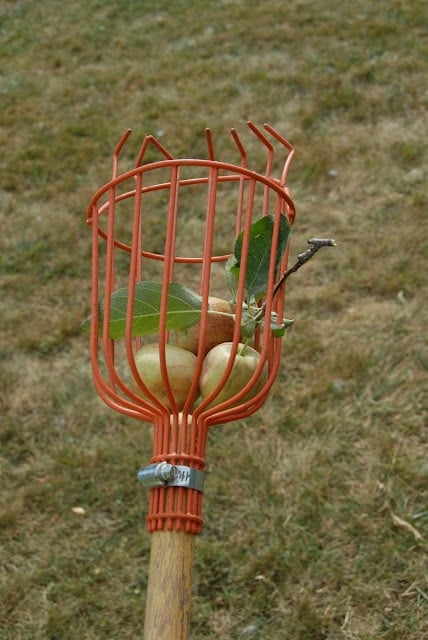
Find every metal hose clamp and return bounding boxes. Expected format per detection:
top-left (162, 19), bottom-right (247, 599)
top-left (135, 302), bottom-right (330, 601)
top-left (138, 462), bottom-right (204, 492)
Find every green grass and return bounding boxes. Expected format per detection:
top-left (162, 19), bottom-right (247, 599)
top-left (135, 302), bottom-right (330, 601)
top-left (1, 0), bottom-right (427, 638)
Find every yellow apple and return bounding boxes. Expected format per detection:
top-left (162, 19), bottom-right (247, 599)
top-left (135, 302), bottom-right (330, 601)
top-left (199, 341), bottom-right (267, 408)
top-left (133, 343), bottom-right (197, 410)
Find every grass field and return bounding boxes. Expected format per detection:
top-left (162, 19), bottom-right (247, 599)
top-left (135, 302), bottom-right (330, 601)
top-left (1, 1), bottom-right (427, 638)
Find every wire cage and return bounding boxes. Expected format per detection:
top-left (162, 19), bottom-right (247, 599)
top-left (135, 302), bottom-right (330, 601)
top-left (86, 121), bottom-right (296, 535)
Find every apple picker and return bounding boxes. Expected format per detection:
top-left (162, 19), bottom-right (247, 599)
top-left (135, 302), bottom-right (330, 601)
top-left (86, 122), bottom-right (296, 639)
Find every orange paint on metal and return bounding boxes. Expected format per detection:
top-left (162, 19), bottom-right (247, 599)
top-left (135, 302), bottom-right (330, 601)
top-left (87, 122), bottom-right (296, 533)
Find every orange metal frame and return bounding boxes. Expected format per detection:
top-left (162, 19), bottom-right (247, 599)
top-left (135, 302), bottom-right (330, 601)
top-left (87, 122), bottom-right (296, 533)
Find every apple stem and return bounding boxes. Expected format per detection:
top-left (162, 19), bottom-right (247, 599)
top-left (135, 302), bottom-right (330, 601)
top-left (237, 338), bottom-right (251, 356)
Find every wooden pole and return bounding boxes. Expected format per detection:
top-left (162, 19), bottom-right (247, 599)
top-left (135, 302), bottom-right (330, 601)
top-left (144, 530), bottom-right (195, 639)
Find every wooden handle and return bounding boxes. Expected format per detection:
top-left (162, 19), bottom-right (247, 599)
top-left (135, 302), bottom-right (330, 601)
top-left (144, 530), bottom-right (195, 640)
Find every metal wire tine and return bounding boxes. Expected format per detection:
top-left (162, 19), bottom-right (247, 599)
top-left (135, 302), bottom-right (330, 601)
top-left (247, 121), bottom-right (274, 215)
top-left (205, 128), bottom-right (215, 160)
top-left (247, 121), bottom-right (274, 175)
top-left (263, 123), bottom-right (295, 186)
top-left (229, 127), bottom-right (247, 233)
top-left (112, 129), bottom-right (132, 180)
top-left (134, 134), bottom-right (174, 167)
top-left (230, 127), bottom-right (247, 168)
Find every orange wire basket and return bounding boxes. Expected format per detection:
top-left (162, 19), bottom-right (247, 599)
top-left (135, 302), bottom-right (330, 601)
top-left (86, 121), bottom-right (296, 535)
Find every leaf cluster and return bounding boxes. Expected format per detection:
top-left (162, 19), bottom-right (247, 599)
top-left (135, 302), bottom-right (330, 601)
top-left (83, 215), bottom-right (292, 340)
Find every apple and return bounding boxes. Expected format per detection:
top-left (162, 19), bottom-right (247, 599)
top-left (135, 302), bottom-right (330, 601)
top-left (133, 343), bottom-right (197, 410)
top-left (176, 296), bottom-right (235, 355)
top-left (199, 342), bottom-right (267, 408)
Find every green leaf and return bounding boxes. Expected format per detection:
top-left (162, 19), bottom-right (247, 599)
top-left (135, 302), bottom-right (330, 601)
top-left (225, 254), bottom-right (238, 300)
top-left (240, 316), bottom-right (257, 339)
top-left (83, 281), bottom-right (202, 339)
top-left (226, 214), bottom-right (291, 299)
top-left (80, 303), bottom-right (101, 333)
top-left (81, 317), bottom-right (90, 333)
top-left (271, 318), bottom-right (294, 337)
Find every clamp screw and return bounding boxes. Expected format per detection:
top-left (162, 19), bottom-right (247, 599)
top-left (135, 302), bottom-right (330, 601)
top-left (156, 462), bottom-right (175, 482)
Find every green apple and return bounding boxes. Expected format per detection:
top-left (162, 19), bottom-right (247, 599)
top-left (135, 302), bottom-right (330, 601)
top-left (199, 341), bottom-right (267, 408)
top-left (133, 343), bottom-right (197, 410)
top-left (176, 296), bottom-right (235, 355)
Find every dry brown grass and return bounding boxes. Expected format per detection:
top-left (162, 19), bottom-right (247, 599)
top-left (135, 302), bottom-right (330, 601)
top-left (1, 1), bottom-right (427, 638)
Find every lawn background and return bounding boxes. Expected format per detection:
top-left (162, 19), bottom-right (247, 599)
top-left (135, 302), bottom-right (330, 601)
top-left (0, 1), bottom-right (427, 638)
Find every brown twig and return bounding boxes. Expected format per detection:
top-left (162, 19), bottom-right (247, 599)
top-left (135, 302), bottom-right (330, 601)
top-left (253, 238), bottom-right (337, 324)
top-left (272, 237), bottom-right (337, 298)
